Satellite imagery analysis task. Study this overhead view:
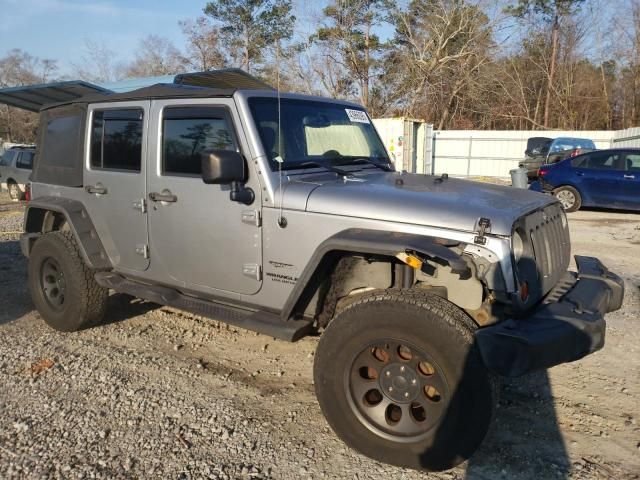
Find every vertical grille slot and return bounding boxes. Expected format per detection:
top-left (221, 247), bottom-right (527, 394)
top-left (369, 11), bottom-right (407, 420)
top-left (522, 203), bottom-right (571, 298)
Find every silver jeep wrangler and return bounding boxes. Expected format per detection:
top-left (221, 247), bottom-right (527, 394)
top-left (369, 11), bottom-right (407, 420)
top-left (1, 70), bottom-right (624, 472)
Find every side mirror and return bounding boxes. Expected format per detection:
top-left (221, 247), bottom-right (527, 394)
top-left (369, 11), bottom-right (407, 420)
top-left (201, 150), bottom-right (254, 205)
top-left (201, 150), bottom-right (246, 184)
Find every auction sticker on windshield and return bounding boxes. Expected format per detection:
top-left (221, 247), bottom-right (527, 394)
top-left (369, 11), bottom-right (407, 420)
top-left (345, 109), bottom-right (370, 124)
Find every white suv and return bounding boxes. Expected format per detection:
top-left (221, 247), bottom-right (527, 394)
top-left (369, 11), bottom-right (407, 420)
top-left (0, 146), bottom-right (34, 200)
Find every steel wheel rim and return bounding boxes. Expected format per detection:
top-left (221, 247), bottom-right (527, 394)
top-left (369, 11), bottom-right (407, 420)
top-left (345, 339), bottom-right (449, 442)
top-left (9, 184), bottom-right (18, 199)
top-left (555, 190), bottom-right (575, 210)
top-left (40, 257), bottom-right (66, 310)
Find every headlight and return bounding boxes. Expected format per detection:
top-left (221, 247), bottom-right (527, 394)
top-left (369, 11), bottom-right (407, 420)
top-left (512, 229), bottom-right (525, 262)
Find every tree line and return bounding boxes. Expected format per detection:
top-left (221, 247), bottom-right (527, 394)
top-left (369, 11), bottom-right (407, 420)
top-left (1, 0), bottom-right (639, 143)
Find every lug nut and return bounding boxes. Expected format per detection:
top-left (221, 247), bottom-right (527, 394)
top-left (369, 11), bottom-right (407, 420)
top-left (411, 379), bottom-right (417, 385)
top-left (404, 392), bottom-right (409, 398)
top-left (388, 387), bottom-right (393, 392)
top-left (386, 371), bottom-right (391, 377)
top-left (400, 366), bottom-right (405, 373)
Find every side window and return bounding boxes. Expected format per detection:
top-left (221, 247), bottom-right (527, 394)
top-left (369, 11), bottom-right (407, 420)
top-left (162, 107), bottom-right (237, 176)
top-left (581, 152), bottom-right (621, 170)
top-left (90, 109), bottom-right (143, 172)
top-left (625, 153), bottom-right (640, 172)
top-left (1, 151), bottom-right (16, 166)
top-left (16, 151), bottom-right (34, 169)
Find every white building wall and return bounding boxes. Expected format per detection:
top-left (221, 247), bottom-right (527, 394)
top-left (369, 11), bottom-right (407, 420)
top-left (432, 130), bottom-right (614, 177)
top-left (612, 127), bottom-right (640, 148)
top-left (372, 117), bottom-right (640, 177)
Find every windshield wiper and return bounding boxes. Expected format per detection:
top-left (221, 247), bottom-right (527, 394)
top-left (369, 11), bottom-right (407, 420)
top-left (286, 161), bottom-right (351, 176)
top-left (339, 157), bottom-right (394, 172)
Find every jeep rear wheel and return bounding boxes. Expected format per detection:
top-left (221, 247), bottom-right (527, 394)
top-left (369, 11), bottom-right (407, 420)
top-left (28, 231), bottom-right (108, 332)
top-left (314, 290), bottom-right (498, 472)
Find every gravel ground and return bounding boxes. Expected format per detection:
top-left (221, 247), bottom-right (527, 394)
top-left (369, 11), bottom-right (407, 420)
top-left (0, 190), bottom-right (639, 480)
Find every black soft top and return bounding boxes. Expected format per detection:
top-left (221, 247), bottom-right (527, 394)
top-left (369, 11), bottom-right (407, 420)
top-left (43, 83), bottom-right (236, 111)
top-left (0, 69), bottom-right (273, 113)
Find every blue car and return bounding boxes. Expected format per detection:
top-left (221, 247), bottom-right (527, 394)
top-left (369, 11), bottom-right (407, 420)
top-left (529, 148), bottom-right (640, 212)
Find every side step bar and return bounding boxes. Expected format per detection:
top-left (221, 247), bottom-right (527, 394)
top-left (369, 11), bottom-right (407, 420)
top-left (95, 272), bottom-right (313, 342)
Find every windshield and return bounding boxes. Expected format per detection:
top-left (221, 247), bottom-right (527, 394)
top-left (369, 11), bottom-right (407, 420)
top-left (550, 138), bottom-right (596, 153)
top-left (248, 97), bottom-right (390, 171)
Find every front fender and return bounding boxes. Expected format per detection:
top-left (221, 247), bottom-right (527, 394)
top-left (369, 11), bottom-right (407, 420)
top-left (280, 228), bottom-right (471, 321)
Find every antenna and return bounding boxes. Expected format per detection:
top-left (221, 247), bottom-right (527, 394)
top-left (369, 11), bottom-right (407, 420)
top-left (275, 37), bottom-right (287, 228)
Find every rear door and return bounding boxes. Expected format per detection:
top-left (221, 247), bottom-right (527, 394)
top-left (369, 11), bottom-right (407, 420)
top-left (574, 151), bottom-right (625, 207)
top-left (145, 99), bottom-right (262, 295)
top-left (620, 152), bottom-right (640, 209)
top-left (83, 102), bottom-right (150, 272)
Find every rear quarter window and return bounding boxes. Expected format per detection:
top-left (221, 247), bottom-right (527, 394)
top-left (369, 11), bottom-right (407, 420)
top-left (0, 151), bottom-right (16, 166)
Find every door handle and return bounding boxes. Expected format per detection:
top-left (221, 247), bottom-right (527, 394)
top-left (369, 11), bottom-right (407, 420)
top-left (149, 191), bottom-right (178, 203)
top-left (624, 174), bottom-right (635, 179)
top-left (85, 184), bottom-right (108, 195)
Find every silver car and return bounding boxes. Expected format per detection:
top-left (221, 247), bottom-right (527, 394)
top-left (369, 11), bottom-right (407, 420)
top-left (0, 70), bottom-right (624, 472)
top-left (0, 146), bottom-right (34, 200)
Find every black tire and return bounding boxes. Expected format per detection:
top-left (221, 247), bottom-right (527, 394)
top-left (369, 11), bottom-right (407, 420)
top-left (314, 290), bottom-right (498, 472)
top-left (553, 185), bottom-right (581, 212)
top-left (28, 231), bottom-right (108, 332)
top-left (8, 181), bottom-right (24, 201)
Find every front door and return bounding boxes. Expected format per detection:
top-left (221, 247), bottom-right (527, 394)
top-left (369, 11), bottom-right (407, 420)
top-left (83, 102), bottom-right (150, 272)
top-left (575, 151), bottom-right (625, 207)
top-left (621, 152), bottom-right (640, 209)
top-left (146, 99), bottom-right (262, 295)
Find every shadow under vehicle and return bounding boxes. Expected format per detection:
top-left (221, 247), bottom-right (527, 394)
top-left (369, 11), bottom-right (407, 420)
top-left (0, 70), bottom-right (624, 473)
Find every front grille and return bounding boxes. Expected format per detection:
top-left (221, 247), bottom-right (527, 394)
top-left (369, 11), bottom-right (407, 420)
top-left (526, 203), bottom-right (571, 296)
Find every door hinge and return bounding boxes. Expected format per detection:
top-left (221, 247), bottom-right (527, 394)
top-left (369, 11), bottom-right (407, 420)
top-left (133, 198), bottom-right (147, 213)
top-left (241, 210), bottom-right (261, 227)
top-left (242, 263), bottom-right (262, 281)
top-left (135, 244), bottom-right (150, 259)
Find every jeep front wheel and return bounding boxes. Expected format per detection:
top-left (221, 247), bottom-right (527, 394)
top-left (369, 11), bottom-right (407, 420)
top-left (313, 290), bottom-right (498, 472)
top-left (28, 231), bottom-right (108, 332)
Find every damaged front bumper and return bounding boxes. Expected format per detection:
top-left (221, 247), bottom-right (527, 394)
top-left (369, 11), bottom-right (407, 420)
top-left (476, 256), bottom-right (624, 377)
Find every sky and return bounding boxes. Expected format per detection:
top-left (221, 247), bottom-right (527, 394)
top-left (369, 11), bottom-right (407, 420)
top-left (0, 0), bottom-right (209, 73)
top-left (0, 0), bottom-right (337, 76)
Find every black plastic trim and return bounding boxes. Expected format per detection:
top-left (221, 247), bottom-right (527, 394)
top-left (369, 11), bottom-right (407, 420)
top-left (476, 256), bottom-right (624, 377)
top-left (22, 197), bottom-right (111, 270)
top-left (280, 228), bottom-right (469, 321)
top-left (95, 272), bottom-right (312, 342)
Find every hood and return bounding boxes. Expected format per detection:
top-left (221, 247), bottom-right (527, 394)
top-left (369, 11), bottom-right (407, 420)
top-left (284, 172), bottom-right (556, 236)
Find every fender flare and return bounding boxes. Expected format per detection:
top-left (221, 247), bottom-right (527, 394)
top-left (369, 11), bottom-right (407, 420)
top-left (21, 196), bottom-right (111, 270)
top-left (280, 228), bottom-right (470, 321)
